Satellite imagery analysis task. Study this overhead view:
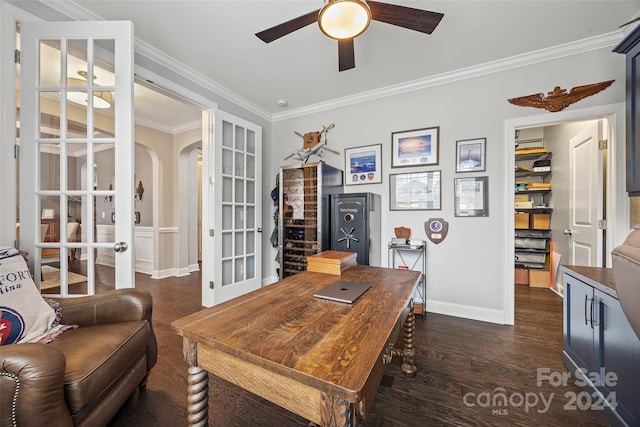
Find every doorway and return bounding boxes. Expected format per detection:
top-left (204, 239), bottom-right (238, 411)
top-left (514, 119), bottom-right (606, 295)
top-left (504, 103), bottom-right (628, 325)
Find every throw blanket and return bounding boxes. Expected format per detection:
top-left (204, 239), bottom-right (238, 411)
top-left (0, 247), bottom-right (75, 345)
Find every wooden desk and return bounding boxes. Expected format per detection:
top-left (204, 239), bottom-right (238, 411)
top-left (171, 265), bottom-right (421, 426)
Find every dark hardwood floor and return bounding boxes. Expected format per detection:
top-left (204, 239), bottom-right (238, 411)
top-left (95, 269), bottom-right (607, 426)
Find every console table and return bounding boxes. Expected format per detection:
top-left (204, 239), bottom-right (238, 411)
top-left (171, 265), bottom-right (421, 426)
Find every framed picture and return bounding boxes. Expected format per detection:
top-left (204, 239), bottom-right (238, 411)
top-left (456, 137), bottom-right (486, 173)
top-left (391, 126), bottom-right (439, 168)
top-left (389, 171), bottom-right (441, 210)
top-left (344, 144), bottom-right (382, 185)
top-left (454, 176), bottom-right (489, 217)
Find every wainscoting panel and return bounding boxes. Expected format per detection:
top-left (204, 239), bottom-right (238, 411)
top-left (135, 226), bottom-right (154, 275)
top-left (96, 224), bottom-right (115, 267)
top-left (96, 225), bottom-right (154, 275)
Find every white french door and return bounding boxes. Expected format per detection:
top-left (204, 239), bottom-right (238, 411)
top-left (20, 21), bottom-right (134, 295)
top-left (202, 108), bottom-right (262, 306)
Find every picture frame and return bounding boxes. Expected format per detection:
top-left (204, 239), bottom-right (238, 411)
top-left (391, 126), bottom-right (439, 168)
top-left (456, 137), bottom-right (486, 173)
top-left (454, 176), bottom-right (489, 217)
top-left (344, 144), bottom-right (382, 185)
top-left (389, 171), bottom-right (441, 210)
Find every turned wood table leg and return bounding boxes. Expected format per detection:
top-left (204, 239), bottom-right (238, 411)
top-left (183, 338), bottom-right (208, 426)
top-left (401, 302), bottom-right (417, 378)
top-left (187, 365), bottom-right (209, 426)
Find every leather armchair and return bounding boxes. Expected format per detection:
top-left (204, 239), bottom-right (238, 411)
top-left (0, 289), bottom-right (157, 427)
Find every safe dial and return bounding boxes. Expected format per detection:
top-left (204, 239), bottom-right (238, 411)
top-left (344, 214), bottom-right (354, 222)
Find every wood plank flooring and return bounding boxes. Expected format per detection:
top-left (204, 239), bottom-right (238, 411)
top-left (100, 270), bottom-right (607, 426)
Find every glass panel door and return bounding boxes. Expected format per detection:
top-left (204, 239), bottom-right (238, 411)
top-left (208, 109), bottom-right (262, 305)
top-left (20, 21), bottom-right (134, 296)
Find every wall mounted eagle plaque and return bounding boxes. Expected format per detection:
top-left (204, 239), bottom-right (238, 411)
top-left (508, 80), bottom-right (614, 112)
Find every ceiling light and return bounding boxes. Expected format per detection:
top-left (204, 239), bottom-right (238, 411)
top-left (318, 0), bottom-right (371, 40)
top-left (66, 71), bottom-right (112, 109)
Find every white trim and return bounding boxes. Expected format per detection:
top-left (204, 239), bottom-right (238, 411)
top-left (1, 1), bottom-right (42, 22)
top-left (426, 300), bottom-right (505, 325)
top-left (188, 263), bottom-right (200, 273)
top-left (272, 31), bottom-right (625, 121)
top-left (159, 226), bottom-right (179, 234)
top-left (503, 103), bottom-right (627, 325)
top-left (262, 275), bottom-right (278, 287)
top-left (21, 0), bottom-right (627, 123)
top-left (134, 115), bottom-right (200, 135)
top-left (152, 268), bottom-right (177, 280)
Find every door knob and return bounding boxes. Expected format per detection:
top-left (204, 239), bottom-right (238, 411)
top-left (563, 229), bottom-right (573, 235)
top-left (114, 241), bottom-right (128, 252)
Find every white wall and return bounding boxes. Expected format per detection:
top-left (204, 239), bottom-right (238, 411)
top-left (270, 47), bottom-right (626, 324)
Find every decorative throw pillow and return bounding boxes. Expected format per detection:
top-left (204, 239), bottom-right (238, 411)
top-left (0, 247), bottom-right (57, 345)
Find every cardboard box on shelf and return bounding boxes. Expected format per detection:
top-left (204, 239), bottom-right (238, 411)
top-left (515, 212), bottom-right (530, 229)
top-left (529, 269), bottom-right (551, 288)
top-left (531, 213), bottom-right (551, 229)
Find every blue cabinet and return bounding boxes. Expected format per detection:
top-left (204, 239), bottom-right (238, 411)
top-left (614, 24), bottom-right (640, 195)
top-left (563, 267), bottom-right (640, 427)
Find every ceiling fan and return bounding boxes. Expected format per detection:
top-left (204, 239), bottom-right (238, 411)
top-left (255, 0), bottom-right (444, 72)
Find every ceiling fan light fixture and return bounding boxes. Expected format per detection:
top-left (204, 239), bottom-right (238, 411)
top-left (318, 0), bottom-right (371, 40)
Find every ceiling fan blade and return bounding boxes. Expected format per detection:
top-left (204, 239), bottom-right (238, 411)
top-left (368, 1), bottom-right (444, 34)
top-left (255, 9), bottom-right (320, 43)
top-left (338, 39), bottom-right (355, 72)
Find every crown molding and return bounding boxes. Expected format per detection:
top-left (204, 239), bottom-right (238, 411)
top-left (133, 38), bottom-right (271, 121)
top-left (40, 0), bottom-right (271, 122)
top-left (26, 1), bottom-right (628, 124)
top-left (272, 30), bottom-right (625, 121)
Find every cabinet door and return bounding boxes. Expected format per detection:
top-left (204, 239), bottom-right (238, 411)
top-left (597, 291), bottom-right (640, 425)
top-left (615, 25), bottom-right (640, 194)
top-left (564, 276), bottom-right (596, 372)
top-left (626, 42), bottom-right (640, 194)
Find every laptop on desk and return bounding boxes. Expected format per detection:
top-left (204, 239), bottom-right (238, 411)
top-left (313, 280), bottom-right (370, 304)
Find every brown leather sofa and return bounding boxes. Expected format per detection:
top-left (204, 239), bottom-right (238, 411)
top-left (611, 228), bottom-right (640, 339)
top-left (0, 289), bottom-right (157, 427)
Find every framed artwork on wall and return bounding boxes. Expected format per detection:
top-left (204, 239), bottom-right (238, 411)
top-left (455, 137), bottom-right (486, 173)
top-left (344, 144), bottom-right (383, 185)
top-left (391, 126), bottom-right (439, 168)
top-left (454, 176), bottom-right (489, 217)
top-left (389, 170), bottom-right (441, 210)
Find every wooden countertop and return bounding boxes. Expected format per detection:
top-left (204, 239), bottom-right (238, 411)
top-left (560, 265), bottom-right (617, 299)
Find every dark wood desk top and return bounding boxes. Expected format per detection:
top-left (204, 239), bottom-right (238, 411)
top-left (171, 265), bottom-right (420, 399)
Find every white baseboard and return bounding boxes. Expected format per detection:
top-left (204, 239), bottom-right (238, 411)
top-left (426, 299), bottom-right (506, 325)
top-left (188, 263), bottom-right (200, 273)
top-left (152, 268), bottom-right (176, 279)
top-left (175, 266), bottom-right (191, 277)
top-left (262, 275), bottom-right (279, 286)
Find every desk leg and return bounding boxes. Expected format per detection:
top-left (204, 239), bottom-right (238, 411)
top-left (320, 392), bottom-right (354, 427)
top-left (401, 303), bottom-right (417, 378)
top-left (183, 338), bottom-right (208, 427)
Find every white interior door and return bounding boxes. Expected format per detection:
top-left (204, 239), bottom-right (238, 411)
top-left (20, 21), bottom-right (134, 295)
top-left (568, 120), bottom-right (604, 266)
top-left (201, 108), bottom-right (262, 306)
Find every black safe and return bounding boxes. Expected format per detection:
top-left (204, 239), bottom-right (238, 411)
top-left (330, 193), bottom-right (381, 266)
